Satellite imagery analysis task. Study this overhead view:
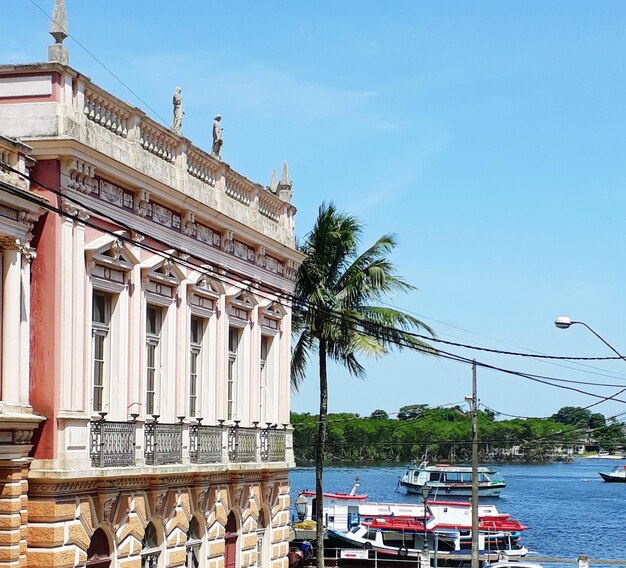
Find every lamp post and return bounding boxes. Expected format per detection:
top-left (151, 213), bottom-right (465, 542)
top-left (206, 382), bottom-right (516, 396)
top-left (421, 483), bottom-right (429, 550)
top-left (554, 316), bottom-right (626, 360)
top-left (555, 316), bottom-right (626, 416)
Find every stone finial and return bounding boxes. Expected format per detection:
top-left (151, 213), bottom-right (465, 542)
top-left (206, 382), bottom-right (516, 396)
top-left (281, 161), bottom-right (290, 185)
top-left (269, 170), bottom-right (278, 193)
top-left (48, 0), bottom-right (69, 64)
top-left (276, 161), bottom-right (293, 202)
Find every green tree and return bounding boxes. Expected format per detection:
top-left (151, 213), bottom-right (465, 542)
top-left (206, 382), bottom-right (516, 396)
top-left (291, 203), bottom-right (435, 566)
top-left (398, 404), bottom-right (429, 420)
top-left (370, 409), bottom-right (389, 420)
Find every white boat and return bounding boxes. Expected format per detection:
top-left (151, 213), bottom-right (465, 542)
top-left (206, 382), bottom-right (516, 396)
top-left (327, 510), bottom-right (528, 559)
top-left (588, 451), bottom-right (625, 460)
top-left (599, 465), bottom-right (626, 482)
top-left (294, 485), bottom-right (528, 558)
top-left (399, 460), bottom-right (506, 497)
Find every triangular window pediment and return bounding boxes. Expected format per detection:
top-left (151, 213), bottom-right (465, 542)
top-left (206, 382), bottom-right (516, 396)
top-left (86, 234), bottom-right (139, 292)
top-left (226, 290), bottom-right (256, 321)
top-left (141, 253), bottom-right (185, 304)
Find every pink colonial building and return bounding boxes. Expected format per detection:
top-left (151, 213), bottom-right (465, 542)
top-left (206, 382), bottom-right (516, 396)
top-left (0, 3), bottom-right (301, 567)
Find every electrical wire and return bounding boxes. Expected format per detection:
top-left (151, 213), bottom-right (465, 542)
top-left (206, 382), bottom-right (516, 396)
top-left (26, 0), bottom-right (171, 129)
top-left (3, 162), bottom-right (626, 409)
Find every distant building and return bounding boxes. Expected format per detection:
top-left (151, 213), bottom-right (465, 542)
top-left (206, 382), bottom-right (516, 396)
top-left (0, 3), bottom-right (301, 566)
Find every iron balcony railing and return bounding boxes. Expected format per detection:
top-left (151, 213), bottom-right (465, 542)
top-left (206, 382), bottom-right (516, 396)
top-left (261, 426), bottom-right (286, 462)
top-left (89, 416), bottom-right (288, 467)
top-left (90, 414), bottom-right (136, 467)
top-left (189, 420), bottom-right (223, 464)
top-left (144, 417), bottom-right (183, 465)
top-left (228, 422), bottom-right (258, 463)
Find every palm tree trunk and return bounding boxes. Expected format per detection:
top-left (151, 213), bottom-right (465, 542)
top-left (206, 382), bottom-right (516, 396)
top-left (315, 338), bottom-right (328, 568)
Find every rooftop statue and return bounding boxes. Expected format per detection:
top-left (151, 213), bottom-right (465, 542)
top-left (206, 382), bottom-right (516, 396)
top-left (212, 115), bottom-right (223, 159)
top-left (172, 87), bottom-right (183, 134)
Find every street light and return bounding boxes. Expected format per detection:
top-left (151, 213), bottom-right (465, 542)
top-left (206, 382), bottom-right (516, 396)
top-left (554, 316), bottom-right (626, 359)
top-left (555, 316), bottom-right (626, 411)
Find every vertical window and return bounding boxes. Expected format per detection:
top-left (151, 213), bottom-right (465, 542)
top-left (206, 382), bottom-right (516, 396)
top-left (189, 316), bottom-right (203, 418)
top-left (92, 291), bottom-right (111, 413)
top-left (146, 305), bottom-right (162, 416)
top-left (227, 327), bottom-right (240, 421)
top-left (259, 336), bottom-right (270, 424)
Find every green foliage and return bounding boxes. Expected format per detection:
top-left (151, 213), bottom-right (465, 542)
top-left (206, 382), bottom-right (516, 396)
top-left (290, 408), bottom-right (625, 464)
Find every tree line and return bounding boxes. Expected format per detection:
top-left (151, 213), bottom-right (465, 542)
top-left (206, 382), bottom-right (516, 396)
top-left (291, 405), bottom-right (626, 463)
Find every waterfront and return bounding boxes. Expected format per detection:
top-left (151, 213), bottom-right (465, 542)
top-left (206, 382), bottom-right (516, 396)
top-left (290, 459), bottom-right (626, 561)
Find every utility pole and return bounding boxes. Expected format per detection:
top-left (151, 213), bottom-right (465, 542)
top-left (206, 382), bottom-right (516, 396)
top-left (470, 361), bottom-right (479, 568)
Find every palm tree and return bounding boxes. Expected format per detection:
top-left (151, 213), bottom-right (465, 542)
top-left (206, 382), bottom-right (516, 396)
top-left (291, 202), bottom-right (435, 566)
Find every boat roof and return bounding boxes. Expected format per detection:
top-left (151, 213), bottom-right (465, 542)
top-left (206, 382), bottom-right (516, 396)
top-left (300, 490), bottom-right (368, 501)
top-left (406, 463), bottom-right (498, 473)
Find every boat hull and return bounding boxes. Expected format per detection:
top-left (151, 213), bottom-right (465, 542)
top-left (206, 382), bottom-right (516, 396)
top-left (599, 472), bottom-right (626, 483)
top-left (400, 481), bottom-right (505, 497)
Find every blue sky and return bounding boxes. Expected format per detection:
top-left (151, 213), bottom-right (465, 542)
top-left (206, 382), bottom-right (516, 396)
top-left (5, 1), bottom-right (626, 420)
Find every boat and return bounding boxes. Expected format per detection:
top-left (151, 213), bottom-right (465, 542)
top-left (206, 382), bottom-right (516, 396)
top-left (327, 509), bottom-right (527, 559)
top-left (588, 450), bottom-right (625, 460)
top-left (294, 486), bottom-right (528, 558)
top-left (399, 460), bottom-right (506, 497)
top-left (599, 465), bottom-right (626, 482)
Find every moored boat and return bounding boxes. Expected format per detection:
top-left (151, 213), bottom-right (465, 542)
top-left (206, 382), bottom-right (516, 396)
top-left (599, 465), bottom-right (626, 482)
top-left (399, 460), bottom-right (506, 497)
top-left (327, 511), bottom-right (527, 559)
top-left (294, 486), bottom-right (529, 558)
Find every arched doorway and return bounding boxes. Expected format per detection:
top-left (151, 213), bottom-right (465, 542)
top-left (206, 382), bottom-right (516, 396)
top-left (186, 516), bottom-right (203, 568)
top-left (86, 528), bottom-right (111, 568)
top-left (141, 522), bottom-right (162, 568)
top-left (224, 512), bottom-right (238, 568)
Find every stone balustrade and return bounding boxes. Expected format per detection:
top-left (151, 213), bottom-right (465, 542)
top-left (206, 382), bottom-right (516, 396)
top-left (83, 88), bottom-right (129, 138)
top-left (0, 136), bottom-right (33, 192)
top-left (138, 118), bottom-right (177, 163)
top-left (77, 75), bottom-right (295, 247)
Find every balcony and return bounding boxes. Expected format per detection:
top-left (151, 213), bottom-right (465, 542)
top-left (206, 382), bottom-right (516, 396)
top-left (144, 418), bottom-right (183, 466)
top-left (189, 421), bottom-right (222, 464)
top-left (88, 417), bottom-right (288, 468)
top-left (89, 414), bottom-right (136, 467)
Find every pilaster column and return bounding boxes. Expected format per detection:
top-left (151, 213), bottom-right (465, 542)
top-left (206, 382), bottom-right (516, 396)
top-left (1, 240), bottom-right (22, 404)
top-left (19, 245), bottom-right (36, 405)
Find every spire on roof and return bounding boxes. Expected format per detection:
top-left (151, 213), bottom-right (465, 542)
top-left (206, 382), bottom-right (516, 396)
top-left (269, 169), bottom-right (278, 193)
top-left (48, 0), bottom-right (69, 65)
top-left (276, 161), bottom-right (293, 203)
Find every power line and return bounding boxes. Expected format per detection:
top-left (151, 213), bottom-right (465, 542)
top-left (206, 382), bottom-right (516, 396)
top-left (26, 0), bottom-right (171, 129)
top-left (3, 162), bottom-right (626, 409)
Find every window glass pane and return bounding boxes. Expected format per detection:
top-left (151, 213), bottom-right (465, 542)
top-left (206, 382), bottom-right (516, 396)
top-left (92, 293), bottom-right (108, 324)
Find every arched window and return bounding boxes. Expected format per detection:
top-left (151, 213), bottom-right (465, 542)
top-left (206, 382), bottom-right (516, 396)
top-left (86, 528), bottom-right (111, 568)
top-left (224, 512), bottom-right (238, 568)
top-left (141, 522), bottom-right (161, 568)
top-left (186, 516), bottom-right (202, 568)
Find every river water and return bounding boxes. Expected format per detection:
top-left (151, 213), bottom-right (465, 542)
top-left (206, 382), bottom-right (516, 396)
top-left (289, 459), bottom-right (626, 561)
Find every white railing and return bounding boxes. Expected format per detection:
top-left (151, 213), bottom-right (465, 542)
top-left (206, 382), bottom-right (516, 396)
top-left (84, 88), bottom-right (129, 138)
top-left (258, 191), bottom-right (282, 222)
top-left (187, 147), bottom-right (219, 186)
top-left (139, 120), bottom-right (177, 163)
top-left (225, 171), bottom-right (253, 206)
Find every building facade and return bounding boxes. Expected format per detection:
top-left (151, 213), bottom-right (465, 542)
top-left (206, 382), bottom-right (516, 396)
top-left (0, 5), bottom-right (301, 567)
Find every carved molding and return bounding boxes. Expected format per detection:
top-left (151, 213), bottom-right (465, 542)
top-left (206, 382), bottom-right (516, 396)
top-left (62, 157), bottom-right (97, 195)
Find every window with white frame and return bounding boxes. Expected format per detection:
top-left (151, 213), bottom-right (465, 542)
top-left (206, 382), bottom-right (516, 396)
top-left (227, 327), bottom-right (240, 421)
top-left (146, 304), bottom-right (163, 416)
top-left (91, 291), bottom-right (112, 413)
top-left (189, 316), bottom-right (205, 418)
top-left (259, 335), bottom-right (272, 425)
